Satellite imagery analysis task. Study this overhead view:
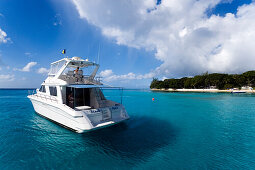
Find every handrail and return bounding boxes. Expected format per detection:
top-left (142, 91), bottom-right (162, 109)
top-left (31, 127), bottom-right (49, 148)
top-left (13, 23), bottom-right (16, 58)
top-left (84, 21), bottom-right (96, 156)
top-left (59, 74), bottom-right (102, 85)
top-left (30, 92), bottom-right (58, 104)
top-left (28, 89), bottom-right (36, 95)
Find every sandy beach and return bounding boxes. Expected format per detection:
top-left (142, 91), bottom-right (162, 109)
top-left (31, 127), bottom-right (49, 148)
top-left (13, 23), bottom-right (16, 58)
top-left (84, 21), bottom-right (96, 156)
top-left (151, 88), bottom-right (255, 93)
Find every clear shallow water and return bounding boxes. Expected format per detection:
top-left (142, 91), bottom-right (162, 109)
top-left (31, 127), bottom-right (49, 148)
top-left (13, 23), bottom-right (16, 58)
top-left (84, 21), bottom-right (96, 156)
top-left (1, 89), bottom-right (255, 169)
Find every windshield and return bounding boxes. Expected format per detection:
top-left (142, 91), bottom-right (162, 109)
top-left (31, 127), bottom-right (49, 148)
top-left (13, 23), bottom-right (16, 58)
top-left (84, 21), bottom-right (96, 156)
top-left (61, 65), bottom-right (97, 76)
top-left (49, 60), bottom-right (67, 75)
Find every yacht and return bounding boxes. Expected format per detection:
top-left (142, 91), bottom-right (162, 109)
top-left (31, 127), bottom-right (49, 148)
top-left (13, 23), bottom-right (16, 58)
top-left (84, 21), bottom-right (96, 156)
top-left (27, 57), bottom-right (129, 133)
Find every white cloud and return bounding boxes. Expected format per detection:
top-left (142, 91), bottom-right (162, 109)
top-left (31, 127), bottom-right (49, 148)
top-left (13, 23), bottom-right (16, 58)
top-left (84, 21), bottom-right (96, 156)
top-left (37, 67), bottom-right (49, 74)
top-left (99, 69), bottom-right (154, 82)
top-left (19, 62), bottom-right (37, 72)
top-left (0, 74), bottom-right (15, 81)
top-left (0, 28), bottom-right (9, 44)
top-left (72, 0), bottom-right (255, 78)
top-left (99, 69), bottom-right (113, 77)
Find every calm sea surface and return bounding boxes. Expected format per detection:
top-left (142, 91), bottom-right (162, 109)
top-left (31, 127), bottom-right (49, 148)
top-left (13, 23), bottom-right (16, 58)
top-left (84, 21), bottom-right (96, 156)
top-left (0, 89), bottom-right (255, 169)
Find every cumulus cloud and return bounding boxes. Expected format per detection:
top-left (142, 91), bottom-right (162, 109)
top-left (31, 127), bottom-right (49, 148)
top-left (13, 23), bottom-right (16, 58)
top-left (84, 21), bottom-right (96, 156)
top-left (100, 69), bottom-right (154, 82)
top-left (0, 28), bottom-right (9, 44)
top-left (99, 69), bottom-right (114, 77)
top-left (72, 0), bottom-right (255, 78)
top-left (19, 62), bottom-right (37, 72)
top-left (37, 67), bottom-right (49, 74)
top-left (0, 74), bottom-right (15, 81)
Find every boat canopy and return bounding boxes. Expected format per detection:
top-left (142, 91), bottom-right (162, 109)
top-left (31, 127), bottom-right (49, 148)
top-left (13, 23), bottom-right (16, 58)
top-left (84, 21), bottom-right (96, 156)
top-left (67, 84), bottom-right (122, 89)
top-left (68, 85), bottom-right (106, 88)
top-left (48, 57), bottom-right (99, 76)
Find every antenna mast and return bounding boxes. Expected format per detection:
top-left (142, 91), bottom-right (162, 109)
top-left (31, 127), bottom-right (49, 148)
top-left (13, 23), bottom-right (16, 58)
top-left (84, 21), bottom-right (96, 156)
top-left (97, 44), bottom-right (101, 65)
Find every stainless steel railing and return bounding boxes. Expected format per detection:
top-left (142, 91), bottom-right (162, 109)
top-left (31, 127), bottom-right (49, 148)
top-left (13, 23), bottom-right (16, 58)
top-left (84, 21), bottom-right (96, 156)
top-left (28, 91), bottom-right (58, 104)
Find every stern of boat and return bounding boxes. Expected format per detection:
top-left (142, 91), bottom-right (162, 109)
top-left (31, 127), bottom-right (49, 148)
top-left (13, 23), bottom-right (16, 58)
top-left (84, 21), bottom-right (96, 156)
top-left (77, 105), bottom-right (129, 133)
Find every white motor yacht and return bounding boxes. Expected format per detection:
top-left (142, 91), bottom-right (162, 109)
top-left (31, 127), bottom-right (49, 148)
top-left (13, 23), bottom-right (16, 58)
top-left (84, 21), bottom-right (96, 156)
top-left (28, 57), bottom-right (129, 133)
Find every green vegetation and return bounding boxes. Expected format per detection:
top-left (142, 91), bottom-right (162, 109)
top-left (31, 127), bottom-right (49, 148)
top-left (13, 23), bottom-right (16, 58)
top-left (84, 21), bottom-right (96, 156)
top-left (150, 71), bottom-right (255, 90)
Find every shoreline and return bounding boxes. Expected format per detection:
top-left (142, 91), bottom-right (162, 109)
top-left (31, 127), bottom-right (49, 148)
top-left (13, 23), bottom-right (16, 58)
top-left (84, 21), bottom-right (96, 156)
top-left (151, 88), bottom-right (255, 93)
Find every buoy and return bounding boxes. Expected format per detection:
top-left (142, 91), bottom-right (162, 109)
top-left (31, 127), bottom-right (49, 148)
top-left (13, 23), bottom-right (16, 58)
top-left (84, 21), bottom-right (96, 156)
top-left (152, 98), bottom-right (155, 101)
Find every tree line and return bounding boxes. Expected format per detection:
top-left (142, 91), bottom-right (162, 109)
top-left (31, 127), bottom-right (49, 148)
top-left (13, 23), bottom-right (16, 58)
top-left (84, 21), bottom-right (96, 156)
top-left (150, 71), bottom-right (255, 90)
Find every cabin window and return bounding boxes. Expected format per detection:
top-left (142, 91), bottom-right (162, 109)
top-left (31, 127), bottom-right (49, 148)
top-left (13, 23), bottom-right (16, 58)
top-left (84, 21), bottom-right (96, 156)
top-left (66, 87), bottom-right (91, 109)
top-left (39, 85), bottom-right (46, 93)
top-left (49, 86), bottom-right (57, 96)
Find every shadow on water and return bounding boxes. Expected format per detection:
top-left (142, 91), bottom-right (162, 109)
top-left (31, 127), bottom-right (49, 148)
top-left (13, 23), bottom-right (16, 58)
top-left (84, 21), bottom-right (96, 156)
top-left (29, 113), bottom-right (178, 168)
top-left (81, 116), bottom-right (178, 165)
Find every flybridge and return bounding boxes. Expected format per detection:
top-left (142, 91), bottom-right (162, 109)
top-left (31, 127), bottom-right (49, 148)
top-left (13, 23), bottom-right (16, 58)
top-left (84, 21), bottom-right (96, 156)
top-left (50, 57), bottom-right (99, 68)
top-left (49, 57), bottom-right (99, 75)
top-left (47, 57), bottom-right (100, 85)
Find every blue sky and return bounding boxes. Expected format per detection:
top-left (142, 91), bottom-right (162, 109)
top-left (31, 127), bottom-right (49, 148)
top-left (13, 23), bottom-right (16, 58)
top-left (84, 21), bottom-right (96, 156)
top-left (0, 0), bottom-right (255, 88)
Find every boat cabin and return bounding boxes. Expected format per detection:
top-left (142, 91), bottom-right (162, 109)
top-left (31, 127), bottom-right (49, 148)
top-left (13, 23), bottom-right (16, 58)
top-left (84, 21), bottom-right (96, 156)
top-left (65, 85), bottom-right (107, 110)
top-left (37, 84), bottom-right (117, 110)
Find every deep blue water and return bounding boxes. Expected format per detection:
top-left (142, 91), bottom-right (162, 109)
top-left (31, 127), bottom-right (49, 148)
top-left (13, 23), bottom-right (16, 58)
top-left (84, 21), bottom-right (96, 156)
top-left (1, 89), bottom-right (255, 169)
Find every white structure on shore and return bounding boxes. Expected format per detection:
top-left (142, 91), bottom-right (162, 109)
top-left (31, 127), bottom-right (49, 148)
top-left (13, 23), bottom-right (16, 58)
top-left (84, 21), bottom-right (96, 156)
top-left (241, 86), bottom-right (253, 90)
top-left (28, 57), bottom-right (129, 133)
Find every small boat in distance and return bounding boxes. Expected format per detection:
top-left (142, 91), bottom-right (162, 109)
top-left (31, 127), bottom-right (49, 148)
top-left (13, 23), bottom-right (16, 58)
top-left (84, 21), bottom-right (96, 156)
top-left (28, 57), bottom-right (129, 133)
top-left (231, 90), bottom-right (246, 94)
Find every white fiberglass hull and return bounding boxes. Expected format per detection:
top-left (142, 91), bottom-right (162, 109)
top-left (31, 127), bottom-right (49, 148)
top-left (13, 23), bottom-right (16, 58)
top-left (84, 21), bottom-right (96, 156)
top-left (28, 97), bottom-right (129, 133)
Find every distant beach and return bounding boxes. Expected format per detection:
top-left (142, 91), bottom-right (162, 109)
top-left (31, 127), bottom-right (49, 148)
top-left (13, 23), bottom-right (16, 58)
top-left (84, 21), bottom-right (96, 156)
top-left (151, 88), bottom-right (255, 93)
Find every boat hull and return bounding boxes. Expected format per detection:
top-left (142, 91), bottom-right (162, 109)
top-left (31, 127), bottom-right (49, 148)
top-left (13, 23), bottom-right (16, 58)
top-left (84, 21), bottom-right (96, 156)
top-left (29, 97), bottom-right (129, 133)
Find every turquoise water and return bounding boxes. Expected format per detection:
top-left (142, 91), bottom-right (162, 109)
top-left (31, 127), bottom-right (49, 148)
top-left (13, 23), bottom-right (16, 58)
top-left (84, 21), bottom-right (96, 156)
top-left (1, 89), bottom-right (255, 169)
